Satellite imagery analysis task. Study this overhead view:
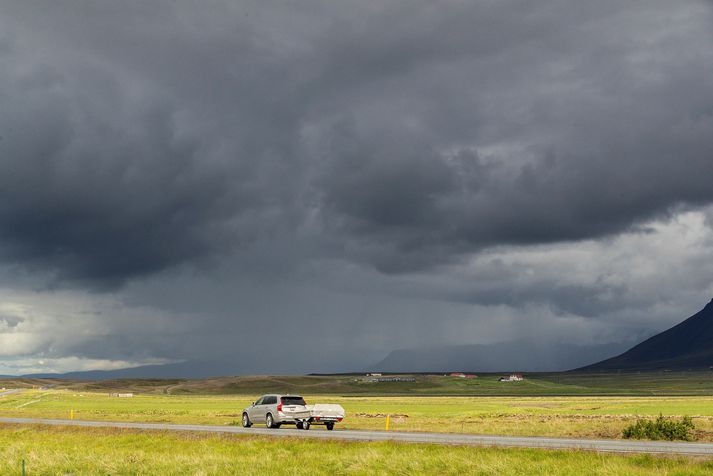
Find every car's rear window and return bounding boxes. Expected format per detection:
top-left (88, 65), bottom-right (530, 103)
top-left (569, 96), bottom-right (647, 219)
top-left (281, 396), bottom-right (306, 405)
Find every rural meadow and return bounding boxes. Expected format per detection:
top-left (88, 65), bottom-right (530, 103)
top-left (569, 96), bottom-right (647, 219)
top-left (2, 0), bottom-right (713, 474)
top-left (5, 372), bottom-right (713, 473)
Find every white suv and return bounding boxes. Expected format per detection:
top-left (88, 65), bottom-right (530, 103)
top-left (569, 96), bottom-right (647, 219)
top-left (242, 394), bottom-right (309, 429)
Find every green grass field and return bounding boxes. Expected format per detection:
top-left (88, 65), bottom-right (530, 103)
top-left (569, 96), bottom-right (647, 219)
top-left (5, 373), bottom-right (713, 474)
top-left (4, 388), bottom-right (713, 440)
top-left (2, 424), bottom-right (713, 475)
top-left (7, 371), bottom-right (713, 396)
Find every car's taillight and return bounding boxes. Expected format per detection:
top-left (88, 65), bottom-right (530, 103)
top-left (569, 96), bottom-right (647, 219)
top-left (277, 402), bottom-right (283, 412)
top-left (315, 416), bottom-right (320, 421)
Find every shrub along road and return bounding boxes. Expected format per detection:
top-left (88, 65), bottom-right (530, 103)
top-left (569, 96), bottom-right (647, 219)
top-left (1, 417), bottom-right (713, 456)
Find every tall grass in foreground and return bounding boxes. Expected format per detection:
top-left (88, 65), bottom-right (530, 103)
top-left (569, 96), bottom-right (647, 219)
top-left (1, 424), bottom-right (713, 475)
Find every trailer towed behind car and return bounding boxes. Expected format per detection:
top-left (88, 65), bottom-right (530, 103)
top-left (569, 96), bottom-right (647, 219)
top-left (242, 394), bottom-right (345, 430)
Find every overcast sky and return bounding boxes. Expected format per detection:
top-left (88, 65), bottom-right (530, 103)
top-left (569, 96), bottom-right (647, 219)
top-left (1, 0), bottom-right (712, 374)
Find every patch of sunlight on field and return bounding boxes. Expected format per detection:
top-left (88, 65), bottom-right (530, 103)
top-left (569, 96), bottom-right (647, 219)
top-left (4, 390), bottom-right (713, 440)
top-left (2, 425), bottom-right (713, 475)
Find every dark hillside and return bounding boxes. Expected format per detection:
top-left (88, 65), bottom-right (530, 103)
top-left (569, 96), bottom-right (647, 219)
top-left (579, 298), bottom-right (713, 371)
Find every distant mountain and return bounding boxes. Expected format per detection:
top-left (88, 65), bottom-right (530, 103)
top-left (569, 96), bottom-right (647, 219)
top-left (14, 356), bottom-right (367, 380)
top-left (18, 360), bottom-right (239, 380)
top-left (372, 340), bottom-right (630, 373)
top-left (579, 298), bottom-right (713, 371)
top-left (20, 298), bottom-right (713, 379)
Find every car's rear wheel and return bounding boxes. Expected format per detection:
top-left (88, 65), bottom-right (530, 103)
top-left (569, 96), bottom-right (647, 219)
top-left (242, 413), bottom-right (252, 428)
top-left (266, 413), bottom-right (275, 429)
top-left (326, 422), bottom-right (334, 431)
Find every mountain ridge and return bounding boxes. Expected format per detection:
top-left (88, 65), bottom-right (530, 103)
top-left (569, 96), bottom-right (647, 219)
top-left (372, 340), bottom-right (631, 373)
top-left (579, 298), bottom-right (713, 371)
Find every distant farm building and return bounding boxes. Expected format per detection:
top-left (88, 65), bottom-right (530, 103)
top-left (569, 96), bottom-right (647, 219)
top-left (449, 372), bottom-right (466, 378)
top-left (368, 377), bottom-right (415, 383)
top-left (366, 373), bottom-right (382, 377)
top-left (110, 393), bottom-right (135, 398)
top-left (499, 374), bottom-right (524, 382)
top-left (465, 374), bottom-right (478, 379)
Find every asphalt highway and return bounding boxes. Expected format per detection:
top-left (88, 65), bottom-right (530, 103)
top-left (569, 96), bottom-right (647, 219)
top-left (0, 389), bottom-right (25, 397)
top-left (2, 417), bottom-right (713, 456)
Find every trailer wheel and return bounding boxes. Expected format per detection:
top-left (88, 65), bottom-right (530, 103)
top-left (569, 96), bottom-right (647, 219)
top-left (303, 421), bottom-right (310, 430)
top-left (296, 421), bottom-right (303, 429)
top-left (326, 422), bottom-right (334, 431)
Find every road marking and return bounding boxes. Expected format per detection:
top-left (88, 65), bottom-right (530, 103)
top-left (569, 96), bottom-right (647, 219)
top-left (1, 417), bottom-right (713, 456)
top-left (0, 389), bottom-right (25, 398)
top-left (15, 399), bottom-right (41, 409)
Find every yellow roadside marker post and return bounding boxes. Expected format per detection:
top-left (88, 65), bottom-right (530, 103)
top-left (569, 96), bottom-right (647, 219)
top-left (70, 409), bottom-right (74, 420)
top-left (385, 414), bottom-right (390, 431)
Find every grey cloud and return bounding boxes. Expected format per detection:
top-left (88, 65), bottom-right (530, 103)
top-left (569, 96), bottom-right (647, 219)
top-left (0, 3), bottom-right (304, 285)
top-left (0, 0), bottom-right (711, 283)
top-left (0, 313), bottom-right (23, 328)
top-left (0, 1), bottom-right (712, 373)
top-left (311, 10), bottom-right (713, 270)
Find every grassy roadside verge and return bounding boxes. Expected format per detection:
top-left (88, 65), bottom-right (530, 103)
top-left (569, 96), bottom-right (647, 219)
top-left (2, 424), bottom-right (713, 475)
top-left (5, 390), bottom-right (713, 441)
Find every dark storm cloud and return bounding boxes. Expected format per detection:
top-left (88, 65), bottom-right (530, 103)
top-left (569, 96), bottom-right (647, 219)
top-left (1, 0), bottom-right (712, 285)
top-left (310, 1), bottom-right (713, 270)
top-left (0, 0), bottom-right (311, 285)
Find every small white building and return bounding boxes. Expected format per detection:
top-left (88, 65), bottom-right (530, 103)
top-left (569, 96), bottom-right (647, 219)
top-left (499, 374), bottom-right (524, 382)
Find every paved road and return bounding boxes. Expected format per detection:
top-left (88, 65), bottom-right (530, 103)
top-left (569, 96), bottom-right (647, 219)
top-left (1, 417), bottom-right (713, 456)
top-left (0, 389), bottom-right (25, 397)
